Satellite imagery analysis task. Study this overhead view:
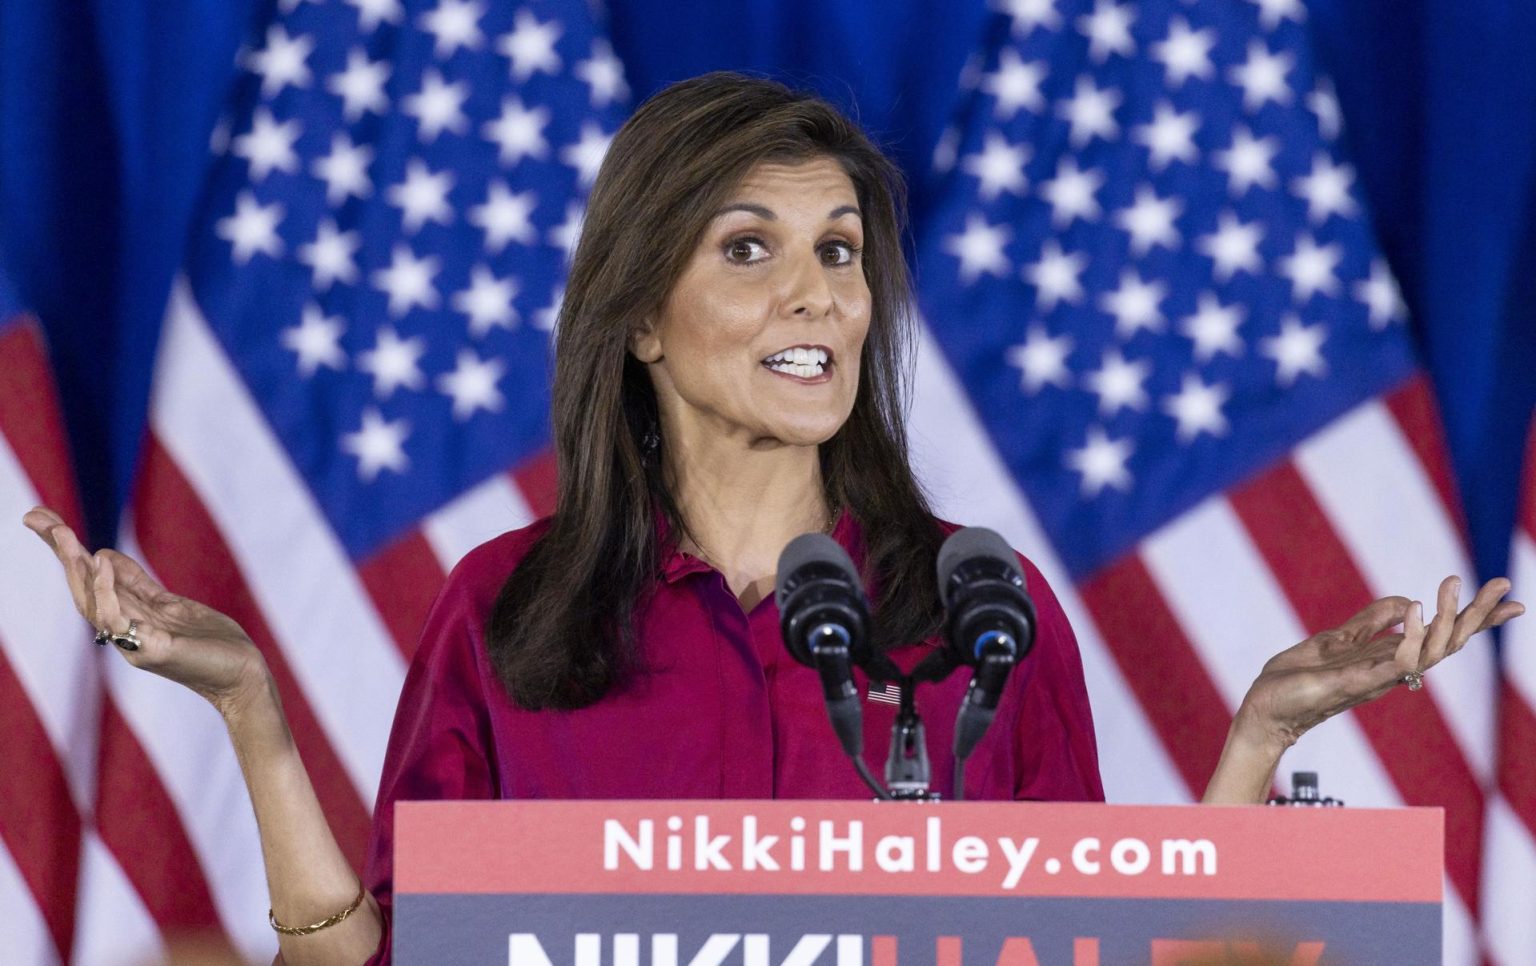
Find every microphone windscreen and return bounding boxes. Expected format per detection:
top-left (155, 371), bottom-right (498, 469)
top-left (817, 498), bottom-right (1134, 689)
top-left (936, 527), bottom-right (1020, 595)
top-left (775, 532), bottom-right (859, 609)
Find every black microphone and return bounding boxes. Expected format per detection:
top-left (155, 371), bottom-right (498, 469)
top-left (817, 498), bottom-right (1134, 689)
top-left (776, 533), bottom-right (871, 758)
top-left (937, 527), bottom-right (1037, 764)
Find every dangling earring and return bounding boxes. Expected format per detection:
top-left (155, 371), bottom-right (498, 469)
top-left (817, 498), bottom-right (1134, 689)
top-left (641, 423), bottom-right (661, 462)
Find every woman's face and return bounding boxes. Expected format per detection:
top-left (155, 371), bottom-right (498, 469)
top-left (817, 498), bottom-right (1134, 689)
top-left (632, 157), bottom-right (872, 453)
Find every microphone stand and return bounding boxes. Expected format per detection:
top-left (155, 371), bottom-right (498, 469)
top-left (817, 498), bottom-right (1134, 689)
top-left (883, 675), bottom-right (933, 800)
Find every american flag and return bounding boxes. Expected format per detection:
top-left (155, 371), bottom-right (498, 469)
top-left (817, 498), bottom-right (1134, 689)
top-left (906, 0), bottom-right (1525, 962)
top-left (4, 0), bottom-right (621, 960)
top-left (1490, 416), bottom-right (1536, 959)
top-left (3, 0), bottom-right (1533, 964)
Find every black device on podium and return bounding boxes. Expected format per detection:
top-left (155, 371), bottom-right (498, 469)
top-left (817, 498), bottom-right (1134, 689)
top-left (776, 527), bottom-right (1039, 801)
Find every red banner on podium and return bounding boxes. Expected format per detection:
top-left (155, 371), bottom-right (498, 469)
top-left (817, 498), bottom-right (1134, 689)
top-left (395, 801), bottom-right (1442, 964)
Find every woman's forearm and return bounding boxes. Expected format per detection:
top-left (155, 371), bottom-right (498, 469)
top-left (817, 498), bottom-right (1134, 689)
top-left (222, 672), bottom-right (383, 964)
top-left (1202, 703), bottom-right (1290, 804)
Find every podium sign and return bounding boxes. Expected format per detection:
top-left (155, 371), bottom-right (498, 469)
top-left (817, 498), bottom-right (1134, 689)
top-left (395, 801), bottom-right (1441, 965)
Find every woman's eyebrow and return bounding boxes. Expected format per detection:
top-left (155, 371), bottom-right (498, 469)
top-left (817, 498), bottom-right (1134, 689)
top-left (711, 203), bottom-right (864, 221)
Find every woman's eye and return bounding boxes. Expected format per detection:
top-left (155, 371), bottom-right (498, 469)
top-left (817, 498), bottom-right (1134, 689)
top-left (725, 238), bottom-right (768, 263)
top-left (820, 241), bottom-right (859, 266)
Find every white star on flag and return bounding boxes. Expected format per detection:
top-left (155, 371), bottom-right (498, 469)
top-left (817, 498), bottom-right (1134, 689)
top-left (344, 0), bottom-right (403, 31)
top-left (1151, 17), bottom-right (1216, 87)
top-left (437, 349), bottom-right (507, 420)
top-left (1261, 315), bottom-right (1328, 384)
top-left (997, 0), bottom-right (1062, 35)
top-left (1058, 76), bottom-right (1122, 148)
top-left (1022, 239), bottom-right (1086, 309)
top-left (1115, 184), bottom-right (1183, 256)
top-left (561, 122), bottom-right (612, 186)
top-left (328, 48), bottom-right (391, 121)
top-left (1248, 0), bottom-right (1306, 30)
top-left (576, 40), bottom-right (629, 108)
top-left (483, 97), bottom-right (552, 166)
top-left (499, 10), bottom-right (563, 81)
top-left (404, 70), bottom-right (470, 142)
top-left (1180, 292), bottom-right (1246, 361)
top-left (961, 132), bottom-right (1031, 200)
top-left (1214, 126), bottom-right (1279, 195)
top-left (1196, 211), bottom-right (1264, 281)
top-left (1133, 101), bottom-right (1201, 171)
top-left (371, 244), bottom-right (442, 316)
top-left (1229, 40), bottom-right (1294, 111)
top-left (311, 133), bottom-right (375, 205)
top-left (1077, 0), bottom-right (1136, 63)
top-left (281, 305), bottom-right (348, 377)
top-left (341, 407), bottom-right (411, 481)
top-left (215, 190), bottom-right (284, 263)
top-left (1163, 373), bottom-right (1231, 441)
top-left (981, 48), bottom-right (1046, 119)
top-left (1039, 158), bottom-right (1104, 227)
top-left (387, 159), bottom-right (455, 233)
top-left (1066, 425), bottom-right (1134, 496)
top-left (245, 24), bottom-right (314, 97)
top-left (1355, 258), bottom-right (1407, 329)
top-left (1006, 326), bottom-right (1075, 393)
top-left (1291, 152), bottom-right (1359, 223)
top-left (944, 213), bottom-right (1012, 283)
top-left (357, 327), bottom-right (427, 398)
top-left (1085, 349), bottom-right (1152, 415)
top-left (451, 265), bottom-right (520, 336)
top-left (297, 219), bottom-right (362, 289)
top-left (418, 0), bottom-right (485, 59)
top-left (1277, 233), bottom-right (1343, 301)
top-left (232, 107), bottom-right (301, 181)
top-left (1099, 268), bottom-right (1168, 337)
top-left (469, 182), bottom-right (538, 253)
top-left (549, 203), bottom-right (585, 263)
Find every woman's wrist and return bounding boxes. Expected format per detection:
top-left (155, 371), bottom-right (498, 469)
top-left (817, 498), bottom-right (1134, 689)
top-left (1203, 701), bottom-right (1293, 804)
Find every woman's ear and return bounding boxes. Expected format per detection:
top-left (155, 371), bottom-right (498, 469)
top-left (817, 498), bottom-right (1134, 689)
top-left (630, 317), bottom-right (663, 364)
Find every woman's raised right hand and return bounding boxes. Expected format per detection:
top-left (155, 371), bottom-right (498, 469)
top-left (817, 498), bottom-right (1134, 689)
top-left (24, 506), bottom-right (272, 719)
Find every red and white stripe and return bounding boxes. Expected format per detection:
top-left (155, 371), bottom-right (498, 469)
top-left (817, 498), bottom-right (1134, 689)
top-left (76, 278), bottom-right (552, 964)
top-left (911, 326), bottom-right (1494, 963)
top-left (0, 317), bottom-right (90, 965)
top-left (1483, 414), bottom-right (1536, 965)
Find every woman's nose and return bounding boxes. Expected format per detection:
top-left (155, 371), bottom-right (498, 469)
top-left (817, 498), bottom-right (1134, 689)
top-left (781, 248), bottom-right (835, 319)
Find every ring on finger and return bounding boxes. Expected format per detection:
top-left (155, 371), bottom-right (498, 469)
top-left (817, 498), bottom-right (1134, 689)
top-left (93, 628), bottom-right (112, 647)
top-left (1401, 670), bottom-right (1424, 692)
top-left (110, 619), bottom-right (142, 653)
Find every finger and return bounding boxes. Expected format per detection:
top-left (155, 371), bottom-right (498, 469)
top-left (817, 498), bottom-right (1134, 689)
top-left (1341, 595), bottom-right (1412, 643)
top-left (1394, 601), bottom-right (1426, 677)
top-left (22, 506), bottom-right (67, 547)
top-left (92, 552), bottom-right (128, 635)
top-left (1419, 576), bottom-right (1460, 669)
top-left (1479, 600), bottom-right (1525, 632)
top-left (1448, 578), bottom-right (1513, 654)
top-left (97, 549), bottom-right (168, 601)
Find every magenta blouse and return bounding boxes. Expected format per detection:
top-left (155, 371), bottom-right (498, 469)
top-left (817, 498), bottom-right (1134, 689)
top-left (361, 515), bottom-right (1103, 962)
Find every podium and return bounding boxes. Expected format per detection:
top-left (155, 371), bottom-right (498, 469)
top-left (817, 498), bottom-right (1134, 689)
top-left (394, 800), bottom-right (1442, 965)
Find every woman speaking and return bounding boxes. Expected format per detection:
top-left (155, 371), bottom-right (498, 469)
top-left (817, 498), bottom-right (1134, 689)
top-left (23, 73), bottom-right (1522, 965)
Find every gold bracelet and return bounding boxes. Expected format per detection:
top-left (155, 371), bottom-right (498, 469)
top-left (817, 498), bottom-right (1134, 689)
top-left (268, 881), bottom-right (367, 936)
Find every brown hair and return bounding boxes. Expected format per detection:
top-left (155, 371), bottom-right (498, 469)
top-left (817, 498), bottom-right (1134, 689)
top-left (487, 72), bottom-right (943, 709)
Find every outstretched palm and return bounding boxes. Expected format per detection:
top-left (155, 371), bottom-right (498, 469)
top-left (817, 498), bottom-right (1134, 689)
top-left (24, 506), bottom-right (266, 714)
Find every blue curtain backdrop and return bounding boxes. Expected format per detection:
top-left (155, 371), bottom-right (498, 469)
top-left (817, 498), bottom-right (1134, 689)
top-left (1, 0), bottom-right (1532, 582)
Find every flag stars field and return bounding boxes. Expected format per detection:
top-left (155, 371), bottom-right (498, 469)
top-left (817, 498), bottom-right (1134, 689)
top-left (982, 48), bottom-right (1047, 118)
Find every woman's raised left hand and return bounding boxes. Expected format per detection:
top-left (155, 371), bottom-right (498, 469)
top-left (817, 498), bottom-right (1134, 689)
top-left (1204, 576), bottom-right (1523, 804)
